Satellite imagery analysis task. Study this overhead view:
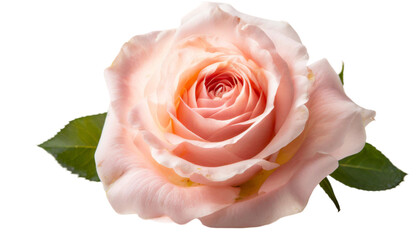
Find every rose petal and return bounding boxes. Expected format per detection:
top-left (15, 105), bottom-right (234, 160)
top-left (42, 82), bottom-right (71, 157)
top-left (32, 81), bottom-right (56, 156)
top-left (150, 147), bottom-right (279, 186)
top-left (105, 30), bottom-right (175, 124)
top-left (217, 2), bottom-right (309, 77)
top-left (95, 111), bottom-right (239, 224)
top-left (199, 153), bottom-right (337, 227)
top-left (216, 3), bottom-right (303, 43)
top-left (303, 59), bottom-right (376, 160)
top-left (175, 98), bottom-right (251, 140)
top-left (260, 59), bottom-right (375, 206)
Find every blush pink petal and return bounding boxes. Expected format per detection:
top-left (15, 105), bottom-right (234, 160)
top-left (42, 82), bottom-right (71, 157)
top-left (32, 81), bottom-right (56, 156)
top-left (259, 59), bottom-right (374, 214)
top-left (253, 72), bottom-right (309, 159)
top-left (176, 98), bottom-right (229, 139)
top-left (169, 111), bottom-right (205, 141)
top-left (169, 141), bottom-right (243, 166)
top-left (150, 147), bottom-right (279, 186)
top-left (163, 106), bottom-right (276, 167)
top-left (206, 115), bottom-right (253, 142)
top-left (175, 98), bottom-right (252, 140)
top-left (302, 59), bottom-right (376, 160)
top-left (249, 93), bottom-right (266, 119)
top-left (95, 111), bottom-right (240, 224)
top-left (200, 153), bottom-right (338, 227)
top-left (218, 2), bottom-right (308, 77)
top-left (216, 3), bottom-right (302, 43)
top-left (207, 85), bottom-right (249, 121)
top-left (190, 164), bottom-right (265, 187)
top-left (207, 72), bottom-right (258, 121)
top-left (222, 110), bottom-right (275, 159)
top-left (105, 30), bottom-right (175, 124)
top-left (249, 21), bottom-right (310, 158)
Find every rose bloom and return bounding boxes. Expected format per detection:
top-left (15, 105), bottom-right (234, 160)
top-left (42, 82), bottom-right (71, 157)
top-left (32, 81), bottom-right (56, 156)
top-left (95, 3), bottom-right (374, 227)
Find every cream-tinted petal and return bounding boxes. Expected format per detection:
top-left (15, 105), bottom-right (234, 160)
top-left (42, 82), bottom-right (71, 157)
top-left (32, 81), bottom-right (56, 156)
top-left (96, 111), bottom-right (239, 224)
top-left (105, 30), bottom-right (175, 124)
top-left (304, 59), bottom-right (375, 160)
top-left (200, 153), bottom-right (337, 227)
top-left (150, 147), bottom-right (278, 186)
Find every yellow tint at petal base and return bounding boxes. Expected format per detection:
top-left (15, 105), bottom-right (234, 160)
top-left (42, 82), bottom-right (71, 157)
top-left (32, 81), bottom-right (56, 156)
top-left (237, 132), bottom-right (307, 200)
top-left (236, 169), bottom-right (275, 201)
top-left (153, 159), bottom-right (201, 187)
top-left (307, 68), bottom-right (315, 83)
top-left (275, 132), bottom-right (306, 165)
top-left (167, 174), bottom-right (200, 187)
top-left (173, 68), bottom-right (201, 109)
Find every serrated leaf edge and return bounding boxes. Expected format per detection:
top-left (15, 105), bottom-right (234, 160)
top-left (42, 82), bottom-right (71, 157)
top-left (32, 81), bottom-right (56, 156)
top-left (38, 113), bottom-right (106, 182)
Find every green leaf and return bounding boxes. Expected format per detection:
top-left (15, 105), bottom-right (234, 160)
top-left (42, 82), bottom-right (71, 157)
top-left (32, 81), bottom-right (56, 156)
top-left (330, 143), bottom-right (406, 191)
top-left (39, 113), bottom-right (106, 181)
top-left (319, 177), bottom-right (340, 211)
top-left (338, 62), bottom-right (344, 85)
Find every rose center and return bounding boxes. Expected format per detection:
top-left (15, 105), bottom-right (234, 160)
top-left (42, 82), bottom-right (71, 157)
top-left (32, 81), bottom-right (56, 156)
top-left (204, 72), bottom-right (241, 99)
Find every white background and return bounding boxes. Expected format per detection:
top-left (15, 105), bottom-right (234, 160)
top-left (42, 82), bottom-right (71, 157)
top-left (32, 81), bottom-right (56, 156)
top-left (1, 0), bottom-right (419, 239)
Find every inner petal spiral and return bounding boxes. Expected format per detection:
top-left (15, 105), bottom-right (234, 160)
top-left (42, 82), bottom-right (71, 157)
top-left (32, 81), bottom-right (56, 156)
top-left (205, 71), bottom-right (241, 99)
top-left (172, 58), bottom-right (267, 145)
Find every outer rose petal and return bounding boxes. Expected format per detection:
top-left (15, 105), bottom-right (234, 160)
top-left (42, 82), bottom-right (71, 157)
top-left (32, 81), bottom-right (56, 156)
top-left (263, 59), bottom-right (375, 192)
top-left (105, 30), bottom-right (175, 124)
top-left (217, 2), bottom-right (309, 78)
top-left (95, 111), bottom-right (240, 224)
top-left (215, 3), bottom-right (302, 43)
top-left (149, 147), bottom-right (279, 186)
top-left (304, 59), bottom-right (375, 160)
top-left (200, 59), bottom-right (374, 228)
top-left (200, 153), bottom-right (337, 227)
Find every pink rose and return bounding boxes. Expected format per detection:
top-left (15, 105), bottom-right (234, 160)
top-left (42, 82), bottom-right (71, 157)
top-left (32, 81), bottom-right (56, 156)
top-left (95, 2), bottom-right (375, 227)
